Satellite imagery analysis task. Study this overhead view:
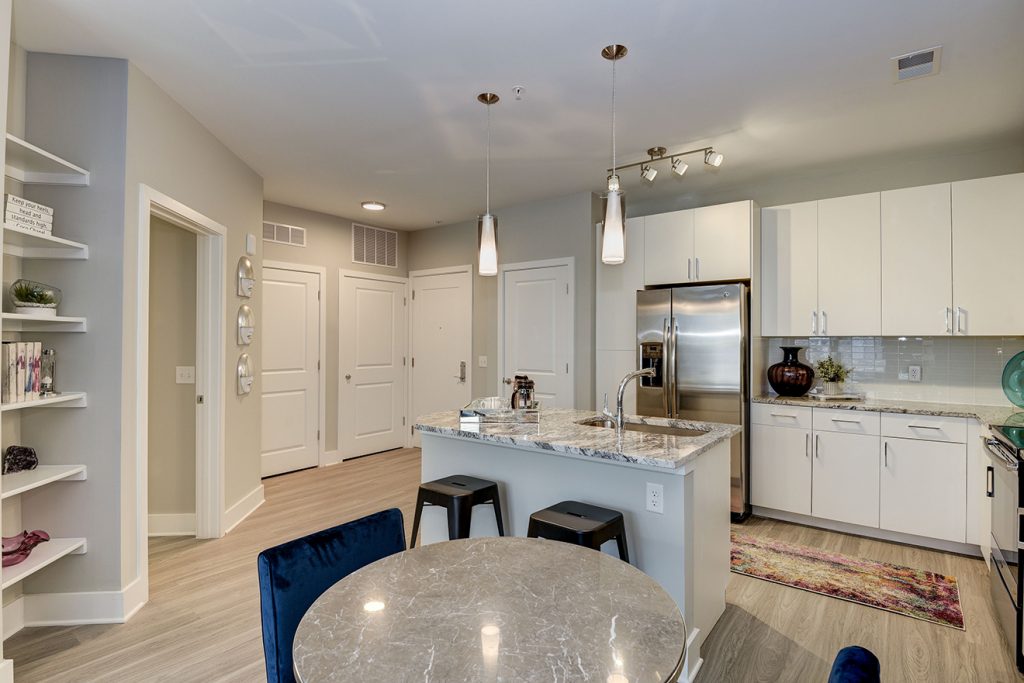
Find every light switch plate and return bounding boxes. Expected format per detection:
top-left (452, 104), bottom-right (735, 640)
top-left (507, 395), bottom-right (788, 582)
top-left (478, 356), bottom-right (488, 368)
top-left (245, 233), bottom-right (256, 255)
top-left (176, 366), bottom-right (196, 384)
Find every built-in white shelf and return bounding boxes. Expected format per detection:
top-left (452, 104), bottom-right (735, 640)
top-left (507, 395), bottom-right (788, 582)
top-left (2, 464), bottom-right (87, 500)
top-left (1, 392), bottom-right (87, 412)
top-left (1, 537), bottom-right (87, 589)
top-left (1, 313), bottom-right (87, 333)
top-left (4, 134), bottom-right (89, 186)
top-left (3, 224), bottom-right (88, 260)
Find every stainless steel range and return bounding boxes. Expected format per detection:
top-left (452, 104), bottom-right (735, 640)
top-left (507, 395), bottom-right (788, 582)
top-left (986, 424), bottom-right (1024, 673)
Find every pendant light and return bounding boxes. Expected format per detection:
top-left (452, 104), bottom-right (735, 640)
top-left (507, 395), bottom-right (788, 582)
top-left (477, 92), bottom-right (500, 276)
top-left (601, 44), bottom-right (627, 265)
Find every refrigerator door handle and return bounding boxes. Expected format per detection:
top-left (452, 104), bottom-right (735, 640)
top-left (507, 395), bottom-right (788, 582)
top-left (669, 316), bottom-right (679, 417)
top-left (661, 317), bottom-right (671, 417)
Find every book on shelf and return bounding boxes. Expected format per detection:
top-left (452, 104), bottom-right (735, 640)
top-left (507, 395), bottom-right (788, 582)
top-left (15, 343), bottom-right (26, 403)
top-left (1, 343), bottom-right (11, 404)
top-left (5, 212), bottom-right (52, 235)
top-left (5, 203), bottom-right (53, 224)
top-left (29, 342), bottom-right (41, 401)
top-left (5, 194), bottom-right (53, 217)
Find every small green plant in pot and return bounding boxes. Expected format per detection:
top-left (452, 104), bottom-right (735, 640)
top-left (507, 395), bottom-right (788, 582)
top-left (815, 355), bottom-right (851, 396)
top-left (9, 279), bottom-right (62, 318)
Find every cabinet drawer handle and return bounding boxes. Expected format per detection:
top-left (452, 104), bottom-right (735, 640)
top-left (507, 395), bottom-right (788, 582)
top-left (907, 424), bottom-right (942, 430)
top-left (830, 418), bottom-right (861, 424)
top-left (770, 412), bottom-right (799, 419)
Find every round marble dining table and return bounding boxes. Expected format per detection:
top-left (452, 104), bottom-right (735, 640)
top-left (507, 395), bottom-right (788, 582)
top-left (292, 536), bottom-right (687, 683)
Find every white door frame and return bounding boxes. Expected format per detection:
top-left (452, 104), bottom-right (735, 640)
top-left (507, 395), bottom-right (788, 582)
top-left (338, 268), bottom-right (410, 452)
top-left (409, 264), bottom-right (474, 439)
top-left (263, 260), bottom-right (327, 466)
top-left (496, 257), bottom-right (575, 398)
top-left (133, 185), bottom-right (227, 603)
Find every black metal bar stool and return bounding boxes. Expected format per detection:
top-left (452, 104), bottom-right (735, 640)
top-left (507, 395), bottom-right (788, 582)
top-left (409, 475), bottom-right (506, 547)
top-left (527, 500), bottom-right (629, 563)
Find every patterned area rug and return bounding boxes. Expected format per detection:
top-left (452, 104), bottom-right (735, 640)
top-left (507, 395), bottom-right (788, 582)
top-left (731, 532), bottom-right (965, 629)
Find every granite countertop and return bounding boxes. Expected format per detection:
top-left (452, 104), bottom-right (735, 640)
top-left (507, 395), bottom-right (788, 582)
top-left (752, 395), bottom-right (1022, 426)
top-left (293, 537), bottom-right (687, 683)
top-left (415, 408), bottom-right (740, 470)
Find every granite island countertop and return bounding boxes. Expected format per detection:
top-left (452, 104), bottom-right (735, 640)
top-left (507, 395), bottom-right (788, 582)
top-left (415, 408), bottom-right (740, 470)
top-left (753, 395), bottom-right (1022, 426)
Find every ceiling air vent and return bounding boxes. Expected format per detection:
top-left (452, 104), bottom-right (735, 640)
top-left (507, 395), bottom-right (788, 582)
top-left (263, 221), bottom-right (307, 247)
top-left (891, 46), bottom-right (942, 82)
top-left (353, 223), bottom-right (398, 268)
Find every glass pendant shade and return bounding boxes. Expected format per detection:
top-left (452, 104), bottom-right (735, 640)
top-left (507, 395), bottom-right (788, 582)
top-left (478, 213), bottom-right (498, 276)
top-left (602, 189), bottom-right (625, 265)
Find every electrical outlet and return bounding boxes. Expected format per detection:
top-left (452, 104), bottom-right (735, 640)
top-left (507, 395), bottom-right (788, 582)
top-left (908, 365), bottom-right (922, 382)
top-left (175, 366), bottom-right (196, 384)
top-left (646, 482), bottom-right (664, 514)
top-left (478, 356), bottom-right (488, 368)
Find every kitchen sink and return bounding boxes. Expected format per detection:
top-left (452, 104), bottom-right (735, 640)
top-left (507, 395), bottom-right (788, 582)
top-left (576, 417), bottom-right (709, 438)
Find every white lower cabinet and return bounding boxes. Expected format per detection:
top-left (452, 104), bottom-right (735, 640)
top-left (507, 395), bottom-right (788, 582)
top-left (879, 437), bottom-right (967, 543)
top-left (811, 431), bottom-right (880, 528)
top-left (750, 424), bottom-right (811, 515)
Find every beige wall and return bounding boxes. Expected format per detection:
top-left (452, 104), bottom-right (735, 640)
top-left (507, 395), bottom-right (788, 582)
top-left (5, 40), bottom-right (24, 138)
top-left (147, 217), bottom-right (196, 515)
top-left (408, 191), bottom-right (600, 408)
top-left (262, 201), bottom-right (409, 453)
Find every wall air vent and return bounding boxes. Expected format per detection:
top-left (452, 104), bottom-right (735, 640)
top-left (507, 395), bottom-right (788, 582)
top-left (263, 221), bottom-right (307, 247)
top-left (891, 46), bottom-right (942, 82)
top-left (352, 223), bottom-right (398, 268)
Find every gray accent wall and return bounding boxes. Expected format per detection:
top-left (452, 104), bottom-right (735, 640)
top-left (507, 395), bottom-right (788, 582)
top-left (408, 191), bottom-right (600, 409)
top-left (262, 201), bottom-right (410, 453)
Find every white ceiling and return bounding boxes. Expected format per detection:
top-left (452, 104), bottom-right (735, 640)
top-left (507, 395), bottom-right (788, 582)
top-left (12, 0), bottom-right (1024, 229)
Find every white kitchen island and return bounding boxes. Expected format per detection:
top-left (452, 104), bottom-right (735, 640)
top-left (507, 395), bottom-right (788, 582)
top-left (414, 408), bottom-right (740, 682)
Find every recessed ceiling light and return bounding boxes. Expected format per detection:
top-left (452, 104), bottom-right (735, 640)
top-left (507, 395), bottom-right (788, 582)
top-left (361, 201), bottom-right (386, 211)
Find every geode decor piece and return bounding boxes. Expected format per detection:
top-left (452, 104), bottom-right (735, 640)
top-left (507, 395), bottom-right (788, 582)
top-left (2, 445), bottom-right (38, 475)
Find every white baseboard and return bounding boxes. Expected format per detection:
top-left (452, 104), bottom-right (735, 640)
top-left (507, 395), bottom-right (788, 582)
top-left (223, 484), bottom-right (264, 534)
top-left (751, 506), bottom-right (983, 556)
top-left (320, 449), bottom-right (344, 467)
top-left (1, 576), bottom-right (146, 638)
top-left (148, 513), bottom-right (196, 537)
top-left (0, 658), bottom-right (12, 683)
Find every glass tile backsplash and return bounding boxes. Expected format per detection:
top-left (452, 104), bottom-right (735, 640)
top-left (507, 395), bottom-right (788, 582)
top-left (758, 336), bottom-right (1024, 406)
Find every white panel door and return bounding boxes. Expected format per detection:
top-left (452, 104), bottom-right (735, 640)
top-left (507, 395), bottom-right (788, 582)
top-left (952, 173), bottom-right (1024, 335)
top-left (596, 217), bottom-right (644, 352)
top-left (818, 193), bottom-right (881, 336)
top-left (760, 202), bottom-right (818, 336)
top-left (811, 431), bottom-right (880, 528)
top-left (260, 268), bottom-right (320, 477)
top-left (339, 273), bottom-right (407, 459)
top-left (410, 268), bottom-right (472, 446)
top-left (880, 437), bottom-right (966, 542)
top-left (750, 424), bottom-right (811, 515)
top-left (694, 200), bottom-right (752, 282)
top-left (881, 184), bottom-right (953, 336)
top-left (501, 262), bottom-right (573, 408)
top-left (644, 209), bottom-right (694, 286)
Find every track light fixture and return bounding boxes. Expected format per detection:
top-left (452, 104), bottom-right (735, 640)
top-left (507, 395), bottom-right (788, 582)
top-left (606, 143), bottom-right (723, 185)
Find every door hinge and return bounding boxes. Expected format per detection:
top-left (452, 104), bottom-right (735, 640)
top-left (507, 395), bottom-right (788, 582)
top-left (411, 425), bottom-right (415, 435)
top-left (404, 296), bottom-right (407, 306)
top-left (411, 357), bottom-right (415, 368)
top-left (403, 356), bottom-right (406, 366)
top-left (318, 290), bottom-right (321, 301)
top-left (317, 360), bottom-right (321, 370)
top-left (566, 283), bottom-right (569, 295)
top-left (196, 394), bottom-right (205, 405)
top-left (412, 290), bottom-right (416, 300)
top-left (402, 416), bottom-right (406, 426)
top-left (317, 429), bottom-right (320, 440)
top-left (566, 362), bottom-right (569, 373)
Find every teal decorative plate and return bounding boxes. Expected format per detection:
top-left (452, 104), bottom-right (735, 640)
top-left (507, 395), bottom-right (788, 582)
top-left (1003, 351), bottom-right (1024, 408)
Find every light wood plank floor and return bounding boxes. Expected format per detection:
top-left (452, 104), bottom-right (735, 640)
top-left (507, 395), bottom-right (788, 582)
top-left (5, 448), bottom-right (1019, 681)
top-left (699, 517), bottom-right (1023, 682)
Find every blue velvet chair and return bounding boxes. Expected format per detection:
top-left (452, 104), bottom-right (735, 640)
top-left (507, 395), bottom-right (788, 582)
top-left (257, 508), bottom-right (406, 683)
top-left (828, 646), bottom-right (881, 683)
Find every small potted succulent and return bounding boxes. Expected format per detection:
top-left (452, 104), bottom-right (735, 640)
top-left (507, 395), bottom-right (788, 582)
top-left (815, 355), bottom-right (851, 396)
top-left (9, 279), bottom-right (61, 318)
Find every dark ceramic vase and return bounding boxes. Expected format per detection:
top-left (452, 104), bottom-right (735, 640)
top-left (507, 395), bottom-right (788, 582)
top-left (767, 346), bottom-right (815, 397)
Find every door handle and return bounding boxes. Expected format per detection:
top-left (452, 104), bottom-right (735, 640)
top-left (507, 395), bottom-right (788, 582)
top-left (502, 377), bottom-right (513, 385)
top-left (453, 361), bottom-right (467, 383)
top-left (670, 317), bottom-right (679, 417)
top-left (811, 311), bottom-right (817, 335)
top-left (987, 465), bottom-right (995, 498)
top-left (821, 310), bottom-right (828, 335)
top-left (661, 318), bottom-right (671, 417)
top-left (344, 374), bottom-right (352, 381)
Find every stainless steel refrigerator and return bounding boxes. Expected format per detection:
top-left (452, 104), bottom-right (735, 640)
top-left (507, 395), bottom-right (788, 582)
top-left (636, 283), bottom-right (749, 521)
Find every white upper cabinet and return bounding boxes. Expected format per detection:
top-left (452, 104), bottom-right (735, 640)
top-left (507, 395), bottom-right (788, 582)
top-left (693, 200), bottom-right (753, 281)
top-left (760, 201), bottom-right (818, 337)
top-left (596, 217), bottom-right (645, 351)
top-left (644, 209), bottom-right (694, 286)
top-left (817, 193), bottom-right (881, 336)
top-left (952, 173), bottom-right (1024, 336)
top-left (881, 184), bottom-right (953, 336)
